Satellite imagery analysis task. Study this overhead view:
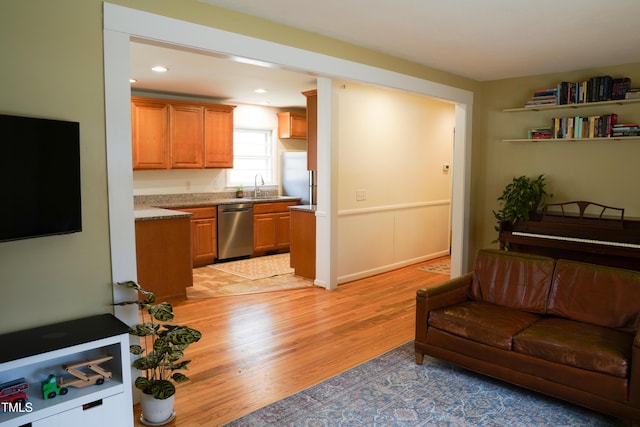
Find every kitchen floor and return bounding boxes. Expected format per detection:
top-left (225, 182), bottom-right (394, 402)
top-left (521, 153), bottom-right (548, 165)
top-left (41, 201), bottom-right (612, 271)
top-left (188, 254), bottom-right (315, 298)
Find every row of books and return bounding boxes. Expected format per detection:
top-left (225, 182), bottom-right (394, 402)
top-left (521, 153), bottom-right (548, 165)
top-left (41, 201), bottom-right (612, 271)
top-left (524, 76), bottom-right (633, 107)
top-left (553, 114), bottom-right (619, 139)
top-left (529, 115), bottom-right (640, 139)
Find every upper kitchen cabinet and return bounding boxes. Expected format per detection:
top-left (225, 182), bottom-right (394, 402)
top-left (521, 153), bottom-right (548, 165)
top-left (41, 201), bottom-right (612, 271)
top-left (277, 112), bottom-right (307, 139)
top-left (131, 97), bottom-right (170, 169)
top-left (170, 103), bottom-right (204, 168)
top-left (204, 104), bottom-right (235, 168)
top-left (131, 96), bottom-right (235, 170)
top-left (303, 90), bottom-right (318, 171)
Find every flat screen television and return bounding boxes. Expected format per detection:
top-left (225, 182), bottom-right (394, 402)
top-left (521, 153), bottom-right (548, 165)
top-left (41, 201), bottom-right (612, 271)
top-left (0, 114), bottom-right (82, 243)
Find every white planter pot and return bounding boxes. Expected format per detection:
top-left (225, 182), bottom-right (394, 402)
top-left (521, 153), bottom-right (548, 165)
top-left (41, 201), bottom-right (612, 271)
top-left (140, 393), bottom-right (176, 425)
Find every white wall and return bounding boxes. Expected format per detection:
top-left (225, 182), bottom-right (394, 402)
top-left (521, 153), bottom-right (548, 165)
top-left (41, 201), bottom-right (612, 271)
top-left (335, 82), bottom-right (455, 282)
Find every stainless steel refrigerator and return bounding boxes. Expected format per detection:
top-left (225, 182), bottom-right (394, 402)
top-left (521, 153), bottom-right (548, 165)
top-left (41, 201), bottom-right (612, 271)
top-left (282, 152), bottom-right (314, 205)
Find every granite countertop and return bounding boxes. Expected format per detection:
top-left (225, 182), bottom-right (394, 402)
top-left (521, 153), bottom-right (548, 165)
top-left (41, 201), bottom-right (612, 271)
top-left (134, 207), bottom-right (193, 221)
top-left (290, 204), bottom-right (317, 212)
top-left (134, 192), bottom-right (302, 221)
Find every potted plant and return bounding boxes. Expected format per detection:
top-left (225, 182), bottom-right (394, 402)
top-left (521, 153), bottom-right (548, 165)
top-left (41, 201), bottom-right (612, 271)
top-left (493, 174), bottom-right (551, 241)
top-left (114, 281), bottom-right (201, 425)
top-left (235, 184), bottom-right (244, 198)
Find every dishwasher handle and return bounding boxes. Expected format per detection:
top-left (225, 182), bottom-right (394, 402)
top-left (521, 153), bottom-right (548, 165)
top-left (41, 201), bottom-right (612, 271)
top-left (221, 207), bottom-right (251, 213)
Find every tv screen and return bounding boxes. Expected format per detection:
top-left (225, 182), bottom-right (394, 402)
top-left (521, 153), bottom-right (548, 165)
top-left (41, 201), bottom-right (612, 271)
top-left (0, 114), bottom-right (82, 243)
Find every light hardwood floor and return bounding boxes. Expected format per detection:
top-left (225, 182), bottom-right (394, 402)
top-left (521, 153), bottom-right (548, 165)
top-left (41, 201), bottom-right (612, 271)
top-left (133, 258), bottom-right (450, 426)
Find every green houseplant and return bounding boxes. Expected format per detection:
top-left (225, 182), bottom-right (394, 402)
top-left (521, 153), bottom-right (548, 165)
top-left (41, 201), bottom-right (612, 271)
top-left (493, 174), bottom-right (551, 239)
top-left (115, 281), bottom-right (201, 424)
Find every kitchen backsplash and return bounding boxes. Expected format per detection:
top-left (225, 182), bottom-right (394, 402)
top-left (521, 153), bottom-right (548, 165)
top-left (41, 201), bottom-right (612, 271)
top-left (134, 190), bottom-right (278, 206)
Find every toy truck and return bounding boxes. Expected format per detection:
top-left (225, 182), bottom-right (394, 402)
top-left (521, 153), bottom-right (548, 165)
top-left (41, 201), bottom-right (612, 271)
top-left (42, 355), bottom-right (113, 400)
top-left (59, 355), bottom-right (113, 388)
top-left (0, 378), bottom-right (28, 407)
top-left (42, 375), bottom-right (68, 400)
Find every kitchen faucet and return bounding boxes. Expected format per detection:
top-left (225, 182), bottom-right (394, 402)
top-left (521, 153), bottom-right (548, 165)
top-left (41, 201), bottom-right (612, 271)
top-left (254, 174), bottom-right (264, 198)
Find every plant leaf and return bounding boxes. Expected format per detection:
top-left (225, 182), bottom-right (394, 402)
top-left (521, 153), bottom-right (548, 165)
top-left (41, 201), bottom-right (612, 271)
top-left (149, 380), bottom-right (176, 400)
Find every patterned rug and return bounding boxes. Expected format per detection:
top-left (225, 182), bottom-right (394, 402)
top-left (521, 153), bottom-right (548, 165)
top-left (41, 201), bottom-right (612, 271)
top-left (225, 342), bottom-right (623, 426)
top-left (417, 258), bottom-right (451, 276)
top-left (211, 253), bottom-right (294, 279)
top-left (188, 254), bottom-right (315, 298)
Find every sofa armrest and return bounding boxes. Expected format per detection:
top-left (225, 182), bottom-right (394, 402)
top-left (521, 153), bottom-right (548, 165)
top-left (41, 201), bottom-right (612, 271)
top-left (415, 272), bottom-right (473, 344)
top-left (630, 329), bottom-right (640, 406)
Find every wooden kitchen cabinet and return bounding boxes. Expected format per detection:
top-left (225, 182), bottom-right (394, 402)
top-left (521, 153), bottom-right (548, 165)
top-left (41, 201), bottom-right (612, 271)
top-left (290, 208), bottom-right (316, 279)
top-left (170, 104), bottom-right (204, 168)
top-left (204, 105), bottom-right (235, 168)
top-left (277, 112), bottom-right (307, 139)
top-left (302, 90), bottom-right (318, 171)
top-left (135, 216), bottom-right (193, 300)
top-left (176, 206), bottom-right (217, 267)
top-left (131, 96), bottom-right (235, 170)
top-left (131, 98), bottom-right (169, 169)
top-left (253, 201), bottom-right (298, 254)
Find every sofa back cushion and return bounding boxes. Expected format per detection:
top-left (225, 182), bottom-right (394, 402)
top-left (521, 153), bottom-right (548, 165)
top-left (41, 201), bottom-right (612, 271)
top-left (547, 259), bottom-right (640, 332)
top-left (471, 249), bottom-right (555, 313)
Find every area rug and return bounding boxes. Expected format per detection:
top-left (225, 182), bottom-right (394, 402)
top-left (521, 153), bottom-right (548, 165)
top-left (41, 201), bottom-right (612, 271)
top-left (188, 271), bottom-right (315, 298)
top-left (188, 254), bottom-right (315, 298)
top-left (211, 253), bottom-right (294, 280)
top-left (417, 258), bottom-right (451, 276)
top-left (224, 342), bottom-right (622, 426)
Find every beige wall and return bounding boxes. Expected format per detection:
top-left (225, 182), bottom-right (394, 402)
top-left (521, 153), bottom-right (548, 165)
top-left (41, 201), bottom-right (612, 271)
top-left (335, 81), bottom-right (455, 281)
top-left (0, 0), bottom-right (478, 334)
top-left (2, 0), bottom-right (635, 335)
top-left (473, 62), bottom-right (640, 255)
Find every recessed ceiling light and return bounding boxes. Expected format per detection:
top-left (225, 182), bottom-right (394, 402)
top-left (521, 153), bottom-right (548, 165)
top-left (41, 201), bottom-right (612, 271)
top-left (254, 88), bottom-right (268, 94)
top-left (151, 66), bottom-right (168, 73)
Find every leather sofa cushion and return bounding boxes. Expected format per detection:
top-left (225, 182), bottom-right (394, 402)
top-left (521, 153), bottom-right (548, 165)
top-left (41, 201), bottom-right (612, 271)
top-left (429, 300), bottom-right (541, 350)
top-left (514, 318), bottom-right (633, 378)
top-left (548, 260), bottom-right (640, 332)
top-left (471, 249), bottom-right (555, 313)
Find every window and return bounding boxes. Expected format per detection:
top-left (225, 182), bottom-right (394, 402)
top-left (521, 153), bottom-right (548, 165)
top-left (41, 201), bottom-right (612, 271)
top-left (227, 129), bottom-right (275, 187)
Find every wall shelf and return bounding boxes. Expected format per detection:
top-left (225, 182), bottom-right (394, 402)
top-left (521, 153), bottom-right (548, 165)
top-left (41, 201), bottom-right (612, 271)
top-left (503, 98), bottom-right (640, 113)
top-left (503, 136), bottom-right (640, 143)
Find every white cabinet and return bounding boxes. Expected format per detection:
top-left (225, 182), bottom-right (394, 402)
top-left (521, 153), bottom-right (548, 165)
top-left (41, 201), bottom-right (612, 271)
top-left (0, 314), bottom-right (133, 427)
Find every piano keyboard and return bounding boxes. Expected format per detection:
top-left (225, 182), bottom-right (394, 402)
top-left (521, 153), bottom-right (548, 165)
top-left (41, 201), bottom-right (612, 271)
top-left (512, 232), bottom-right (640, 249)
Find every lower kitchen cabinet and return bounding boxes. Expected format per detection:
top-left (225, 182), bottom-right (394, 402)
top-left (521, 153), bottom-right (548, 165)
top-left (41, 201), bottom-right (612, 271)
top-left (135, 216), bottom-right (193, 300)
top-left (176, 206), bottom-right (217, 267)
top-left (253, 201), bottom-right (298, 255)
top-left (290, 208), bottom-right (316, 280)
top-left (0, 314), bottom-right (133, 427)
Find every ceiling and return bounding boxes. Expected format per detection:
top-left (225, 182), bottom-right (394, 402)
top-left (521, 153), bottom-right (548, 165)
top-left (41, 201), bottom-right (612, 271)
top-left (130, 0), bottom-right (640, 107)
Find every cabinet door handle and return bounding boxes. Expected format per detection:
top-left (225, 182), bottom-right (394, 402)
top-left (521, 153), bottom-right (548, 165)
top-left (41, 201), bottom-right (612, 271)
top-left (82, 399), bottom-right (103, 410)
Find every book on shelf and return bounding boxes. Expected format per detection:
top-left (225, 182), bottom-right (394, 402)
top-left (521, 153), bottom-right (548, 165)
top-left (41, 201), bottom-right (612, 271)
top-left (528, 127), bottom-right (553, 139)
top-left (612, 78), bottom-right (631, 100)
top-left (524, 87), bottom-right (558, 108)
top-left (625, 88), bottom-right (640, 99)
top-left (612, 123), bottom-right (640, 137)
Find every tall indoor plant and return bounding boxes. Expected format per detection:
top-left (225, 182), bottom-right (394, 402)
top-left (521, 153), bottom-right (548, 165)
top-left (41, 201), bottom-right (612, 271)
top-left (493, 174), bottom-right (550, 241)
top-left (115, 280), bottom-right (201, 425)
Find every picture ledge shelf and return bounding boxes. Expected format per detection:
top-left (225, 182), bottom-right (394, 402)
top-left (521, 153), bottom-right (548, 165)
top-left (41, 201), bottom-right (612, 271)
top-left (503, 98), bottom-right (640, 113)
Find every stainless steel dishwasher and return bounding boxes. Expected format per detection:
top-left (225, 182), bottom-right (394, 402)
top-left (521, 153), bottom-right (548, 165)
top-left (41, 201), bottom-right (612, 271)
top-left (217, 203), bottom-right (253, 260)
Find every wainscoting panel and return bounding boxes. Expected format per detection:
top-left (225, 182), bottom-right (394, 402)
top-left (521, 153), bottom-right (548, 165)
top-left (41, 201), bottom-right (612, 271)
top-left (337, 201), bottom-right (451, 283)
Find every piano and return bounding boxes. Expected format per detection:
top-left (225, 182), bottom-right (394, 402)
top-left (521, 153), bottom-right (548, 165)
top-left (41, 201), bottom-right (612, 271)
top-left (498, 201), bottom-right (640, 271)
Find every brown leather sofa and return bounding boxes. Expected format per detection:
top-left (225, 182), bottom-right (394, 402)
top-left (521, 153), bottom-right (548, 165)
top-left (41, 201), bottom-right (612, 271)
top-left (415, 249), bottom-right (640, 424)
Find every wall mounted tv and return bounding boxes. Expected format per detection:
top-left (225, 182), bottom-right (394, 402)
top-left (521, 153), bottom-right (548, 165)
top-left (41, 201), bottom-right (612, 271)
top-left (0, 114), bottom-right (82, 243)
